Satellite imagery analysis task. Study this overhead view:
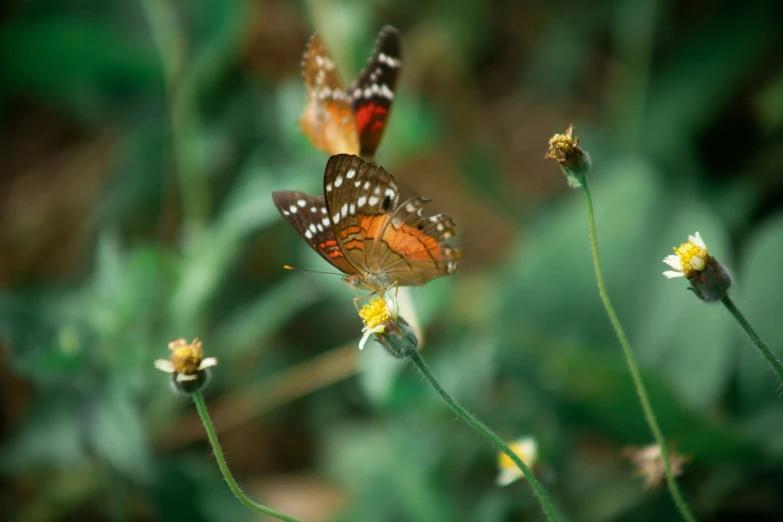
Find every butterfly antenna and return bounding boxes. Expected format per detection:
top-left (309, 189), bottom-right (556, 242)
top-left (283, 265), bottom-right (343, 277)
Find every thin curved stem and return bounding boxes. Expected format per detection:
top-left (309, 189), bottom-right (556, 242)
top-left (192, 392), bottom-right (303, 522)
top-left (408, 350), bottom-right (558, 522)
top-left (582, 182), bottom-right (697, 522)
top-left (720, 295), bottom-right (783, 384)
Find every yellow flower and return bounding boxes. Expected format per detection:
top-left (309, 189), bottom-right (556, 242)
top-left (662, 232), bottom-right (709, 279)
top-left (154, 338), bottom-right (217, 386)
top-left (358, 296), bottom-right (393, 350)
top-left (496, 437), bottom-right (538, 487)
top-left (623, 444), bottom-right (690, 490)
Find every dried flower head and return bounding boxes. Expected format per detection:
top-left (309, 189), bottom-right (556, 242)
top-left (623, 444), bottom-right (690, 491)
top-left (154, 338), bottom-right (217, 393)
top-left (663, 232), bottom-right (732, 302)
top-left (496, 437), bottom-right (539, 487)
top-left (545, 124), bottom-right (591, 188)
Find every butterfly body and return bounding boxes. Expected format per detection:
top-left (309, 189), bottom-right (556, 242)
top-left (273, 155), bottom-right (462, 295)
top-left (299, 27), bottom-right (401, 160)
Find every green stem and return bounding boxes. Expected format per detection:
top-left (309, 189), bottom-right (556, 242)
top-left (581, 182), bottom-right (697, 522)
top-left (720, 295), bottom-right (783, 384)
top-left (192, 392), bottom-right (303, 522)
top-left (407, 350), bottom-right (558, 522)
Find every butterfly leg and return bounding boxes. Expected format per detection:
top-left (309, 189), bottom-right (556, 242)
top-left (352, 291), bottom-right (377, 313)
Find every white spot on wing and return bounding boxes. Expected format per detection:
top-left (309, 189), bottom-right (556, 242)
top-left (333, 212), bottom-right (340, 224)
top-left (326, 183), bottom-right (333, 192)
top-left (380, 84), bottom-right (394, 100)
top-left (340, 203), bottom-right (348, 217)
top-left (305, 230), bottom-right (313, 239)
top-left (335, 175), bottom-right (343, 187)
top-left (357, 196), bottom-right (367, 207)
top-left (346, 169), bottom-right (356, 179)
top-left (369, 196), bottom-right (379, 206)
top-left (289, 205), bottom-right (298, 213)
top-left (349, 203), bottom-right (355, 214)
top-left (322, 217), bottom-right (330, 226)
top-left (309, 224), bottom-right (317, 233)
top-left (298, 199), bottom-right (306, 207)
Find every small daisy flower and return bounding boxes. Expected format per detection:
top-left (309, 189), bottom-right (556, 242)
top-left (154, 338), bottom-right (217, 393)
top-left (662, 232), bottom-right (732, 302)
top-left (357, 293), bottom-right (418, 358)
top-left (623, 444), bottom-right (690, 491)
top-left (662, 232), bottom-right (709, 279)
top-left (545, 124), bottom-right (592, 188)
top-left (496, 437), bottom-right (538, 487)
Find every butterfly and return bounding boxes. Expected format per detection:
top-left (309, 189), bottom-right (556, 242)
top-left (299, 26), bottom-right (401, 160)
top-left (272, 154), bottom-right (463, 293)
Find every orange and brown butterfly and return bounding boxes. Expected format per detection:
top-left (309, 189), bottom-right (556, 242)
top-left (272, 154), bottom-right (462, 295)
top-left (299, 26), bottom-right (401, 160)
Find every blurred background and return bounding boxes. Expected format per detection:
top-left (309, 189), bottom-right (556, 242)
top-left (1, 0), bottom-right (783, 520)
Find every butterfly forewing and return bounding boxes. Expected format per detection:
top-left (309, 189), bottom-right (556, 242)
top-left (350, 26), bottom-right (401, 158)
top-left (299, 33), bottom-right (360, 156)
top-left (271, 190), bottom-right (357, 275)
top-left (323, 154), bottom-right (401, 275)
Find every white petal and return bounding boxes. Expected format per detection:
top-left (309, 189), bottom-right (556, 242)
top-left (154, 359), bottom-right (175, 373)
top-left (358, 325), bottom-right (385, 350)
top-left (495, 468), bottom-right (524, 487)
top-left (176, 373), bottom-right (199, 382)
top-left (663, 270), bottom-right (685, 279)
top-left (662, 255), bottom-right (682, 270)
top-left (690, 232), bottom-right (706, 249)
top-left (198, 357), bottom-right (218, 370)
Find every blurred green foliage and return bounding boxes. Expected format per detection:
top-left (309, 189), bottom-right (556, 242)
top-left (1, 0), bottom-right (783, 521)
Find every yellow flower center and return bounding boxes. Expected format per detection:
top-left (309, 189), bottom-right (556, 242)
top-left (359, 297), bottom-right (390, 330)
top-left (169, 338), bottom-right (203, 374)
top-left (674, 240), bottom-right (708, 275)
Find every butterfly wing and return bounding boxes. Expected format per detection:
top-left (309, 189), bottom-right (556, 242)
top-left (349, 26), bottom-right (401, 159)
top-left (299, 33), bottom-right (360, 156)
top-left (322, 154), bottom-right (401, 280)
top-left (271, 190), bottom-right (358, 275)
top-left (372, 197), bottom-right (464, 286)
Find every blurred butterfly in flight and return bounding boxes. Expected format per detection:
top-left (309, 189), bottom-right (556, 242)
top-left (299, 26), bottom-right (401, 160)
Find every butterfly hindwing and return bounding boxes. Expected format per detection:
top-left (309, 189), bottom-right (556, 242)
top-left (372, 197), bottom-right (463, 286)
top-left (349, 26), bottom-right (401, 159)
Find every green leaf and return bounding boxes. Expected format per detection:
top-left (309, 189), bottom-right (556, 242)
top-left (88, 385), bottom-right (152, 482)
